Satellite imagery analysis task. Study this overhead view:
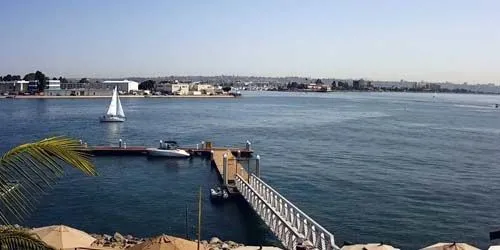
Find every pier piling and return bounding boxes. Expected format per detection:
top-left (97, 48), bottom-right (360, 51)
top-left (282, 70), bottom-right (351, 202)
top-left (223, 153), bottom-right (228, 186)
top-left (256, 155), bottom-right (260, 177)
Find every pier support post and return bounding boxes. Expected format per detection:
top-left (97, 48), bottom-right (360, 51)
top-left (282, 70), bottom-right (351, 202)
top-left (201, 141), bottom-right (205, 149)
top-left (119, 139), bottom-right (123, 148)
top-left (237, 150), bottom-right (241, 158)
top-left (84, 142), bottom-right (87, 148)
top-left (210, 150), bottom-right (214, 161)
top-left (223, 153), bottom-right (228, 186)
top-left (256, 155), bottom-right (261, 177)
top-left (196, 144), bottom-right (199, 150)
top-left (123, 142), bottom-right (127, 149)
top-left (160, 140), bottom-right (163, 149)
top-left (246, 140), bottom-right (252, 151)
top-left (79, 140), bottom-right (83, 145)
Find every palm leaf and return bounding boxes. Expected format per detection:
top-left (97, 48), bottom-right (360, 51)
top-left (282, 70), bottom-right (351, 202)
top-left (0, 227), bottom-right (54, 250)
top-left (0, 136), bottom-right (97, 224)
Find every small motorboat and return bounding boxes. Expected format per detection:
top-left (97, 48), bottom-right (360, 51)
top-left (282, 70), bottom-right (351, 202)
top-left (210, 186), bottom-right (229, 201)
top-left (147, 140), bottom-right (190, 158)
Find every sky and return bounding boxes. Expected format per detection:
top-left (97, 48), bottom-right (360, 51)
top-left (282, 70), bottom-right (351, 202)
top-left (0, 0), bottom-right (499, 83)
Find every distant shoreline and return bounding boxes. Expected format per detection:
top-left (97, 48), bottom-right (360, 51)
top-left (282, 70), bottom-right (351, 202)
top-left (0, 95), bottom-right (237, 99)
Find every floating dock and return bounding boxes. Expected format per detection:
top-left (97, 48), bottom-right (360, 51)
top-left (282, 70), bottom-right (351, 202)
top-left (80, 139), bottom-right (256, 195)
top-left (83, 142), bottom-right (253, 158)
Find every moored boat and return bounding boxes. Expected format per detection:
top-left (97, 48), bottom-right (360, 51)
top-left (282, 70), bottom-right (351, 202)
top-left (146, 140), bottom-right (190, 158)
top-left (210, 186), bottom-right (229, 202)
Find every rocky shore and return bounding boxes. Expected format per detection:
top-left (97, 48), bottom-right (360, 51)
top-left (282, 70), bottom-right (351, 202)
top-left (89, 233), bottom-right (246, 249)
top-left (1, 225), bottom-right (246, 250)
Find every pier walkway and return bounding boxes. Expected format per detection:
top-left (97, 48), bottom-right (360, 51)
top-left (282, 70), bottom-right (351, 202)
top-left (235, 174), bottom-right (339, 250)
top-left (210, 149), bottom-right (339, 250)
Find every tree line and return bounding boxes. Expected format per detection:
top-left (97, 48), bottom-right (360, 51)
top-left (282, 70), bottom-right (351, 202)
top-left (1, 71), bottom-right (68, 91)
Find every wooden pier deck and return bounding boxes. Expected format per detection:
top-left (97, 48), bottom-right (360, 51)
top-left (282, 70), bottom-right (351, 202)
top-left (211, 149), bottom-right (249, 194)
top-left (84, 145), bottom-right (253, 157)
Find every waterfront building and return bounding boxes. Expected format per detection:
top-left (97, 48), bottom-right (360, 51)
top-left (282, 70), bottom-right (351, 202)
top-left (353, 79), bottom-right (367, 90)
top-left (192, 84), bottom-right (215, 95)
top-left (0, 80), bottom-right (30, 94)
top-left (156, 83), bottom-right (190, 95)
top-left (101, 80), bottom-right (139, 93)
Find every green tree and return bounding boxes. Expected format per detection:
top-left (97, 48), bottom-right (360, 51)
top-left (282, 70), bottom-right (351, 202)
top-left (12, 75), bottom-right (21, 81)
top-left (222, 86), bottom-right (231, 92)
top-left (34, 71), bottom-right (47, 91)
top-left (315, 79), bottom-right (323, 85)
top-left (58, 77), bottom-right (68, 83)
top-left (0, 137), bottom-right (97, 249)
top-left (23, 73), bottom-right (36, 81)
top-left (78, 78), bottom-right (89, 83)
top-left (139, 80), bottom-right (156, 90)
top-left (3, 75), bottom-right (13, 81)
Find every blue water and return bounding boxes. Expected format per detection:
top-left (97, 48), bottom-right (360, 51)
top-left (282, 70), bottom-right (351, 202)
top-left (1, 92), bottom-right (499, 249)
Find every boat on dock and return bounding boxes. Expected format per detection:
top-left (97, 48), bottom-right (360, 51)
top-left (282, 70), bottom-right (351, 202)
top-left (210, 186), bottom-right (229, 202)
top-left (100, 86), bottom-right (126, 122)
top-left (146, 140), bottom-right (190, 158)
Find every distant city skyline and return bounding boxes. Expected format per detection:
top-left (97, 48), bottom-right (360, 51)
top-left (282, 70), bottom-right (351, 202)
top-left (1, 0), bottom-right (499, 84)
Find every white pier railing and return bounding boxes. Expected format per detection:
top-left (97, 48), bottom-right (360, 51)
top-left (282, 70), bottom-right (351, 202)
top-left (235, 174), bottom-right (339, 250)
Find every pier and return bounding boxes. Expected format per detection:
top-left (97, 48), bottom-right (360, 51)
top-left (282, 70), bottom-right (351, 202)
top-left (80, 139), bottom-right (338, 250)
top-left (82, 140), bottom-right (253, 157)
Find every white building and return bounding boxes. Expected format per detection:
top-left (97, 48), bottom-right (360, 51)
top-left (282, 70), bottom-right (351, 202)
top-left (192, 84), bottom-right (215, 95)
top-left (169, 83), bottom-right (190, 95)
top-left (102, 80), bottom-right (139, 93)
top-left (47, 80), bottom-right (61, 90)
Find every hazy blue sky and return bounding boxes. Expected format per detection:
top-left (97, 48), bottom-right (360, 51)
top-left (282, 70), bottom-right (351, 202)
top-left (1, 0), bottom-right (499, 83)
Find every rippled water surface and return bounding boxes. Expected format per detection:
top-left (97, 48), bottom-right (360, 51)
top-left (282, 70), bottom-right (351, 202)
top-left (1, 92), bottom-right (499, 249)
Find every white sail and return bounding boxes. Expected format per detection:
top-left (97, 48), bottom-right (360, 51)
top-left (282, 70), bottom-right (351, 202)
top-left (116, 92), bottom-right (125, 117)
top-left (106, 87), bottom-right (118, 116)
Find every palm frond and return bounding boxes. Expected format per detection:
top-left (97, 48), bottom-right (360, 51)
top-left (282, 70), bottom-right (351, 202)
top-left (0, 227), bottom-right (54, 250)
top-left (0, 136), bottom-right (97, 224)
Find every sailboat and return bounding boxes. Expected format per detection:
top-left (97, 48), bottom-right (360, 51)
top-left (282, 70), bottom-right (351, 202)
top-left (99, 86), bottom-right (126, 122)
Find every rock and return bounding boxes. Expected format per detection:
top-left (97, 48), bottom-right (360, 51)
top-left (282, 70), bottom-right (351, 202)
top-left (126, 235), bottom-right (134, 240)
top-left (221, 243), bottom-right (229, 249)
top-left (13, 224), bottom-right (20, 229)
top-left (210, 237), bottom-right (222, 244)
top-left (201, 240), bottom-right (208, 245)
top-left (113, 232), bottom-right (126, 242)
top-left (209, 247), bottom-right (221, 250)
top-left (93, 234), bottom-right (104, 240)
top-left (103, 234), bottom-right (112, 240)
top-left (226, 241), bottom-right (238, 248)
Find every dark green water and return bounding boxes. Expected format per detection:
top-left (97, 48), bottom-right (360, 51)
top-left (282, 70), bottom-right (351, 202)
top-left (0, 92), bottom-right (499, 249)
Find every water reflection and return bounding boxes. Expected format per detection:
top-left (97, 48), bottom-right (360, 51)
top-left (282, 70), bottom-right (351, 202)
top-left (104, 122), bottom-right (123, 143)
